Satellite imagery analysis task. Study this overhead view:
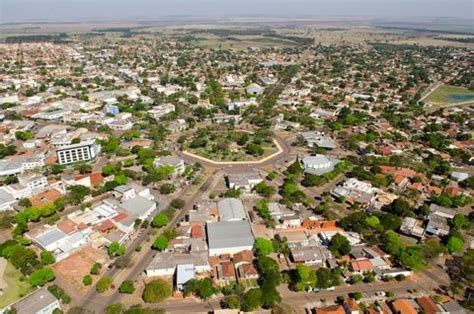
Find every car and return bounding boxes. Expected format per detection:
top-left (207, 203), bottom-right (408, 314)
top-left (375, 291), bottom-right (386, 297)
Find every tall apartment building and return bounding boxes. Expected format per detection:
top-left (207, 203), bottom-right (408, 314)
top-left (56, 140), bottom-right (101, 165)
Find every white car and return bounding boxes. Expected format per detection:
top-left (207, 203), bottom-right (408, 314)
top-left (375, 291), bottom-right (386, 297)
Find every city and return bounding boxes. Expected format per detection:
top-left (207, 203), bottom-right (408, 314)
top-left (0, 2), bottom-right (473, 314)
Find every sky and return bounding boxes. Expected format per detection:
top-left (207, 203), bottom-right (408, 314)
top-left (1, 0), bottom-right (473, 23)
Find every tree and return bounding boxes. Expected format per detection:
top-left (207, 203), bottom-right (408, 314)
top-left (40, 251), bottom-right (55, 265)
top-left (152, 235), bottom-right (169, 251)
top-left (48, 284), bottom-right (71, 304)
top-left (96, 276), bottom-right (113, 293)
top-left (292, 264), bottom-right (317, 291)
top-left (29, 267), bottom-right (55, 286)
top-left (254, 237), bottom-right (274, 256)
top-left (15, 130), bottom-right (34, 141)
top-left (446, 235), bottom-right (464, 253)
top-left (387, 198), bottom-right (412, 217)
top-left (329, 233), bottom-right (351, 257)
top-left (67, 185), bottom-right (91, 205)
top-left (105, 303), bottom-right (124, 314)
top-left (224, 295), bottom-right (241, 309)
top-left (183, 278), bottom-right (215, 300)
top-left (350, 292), bottom-right (363, 300)
top-left (159, 183), bottom-right (176, 195)
top-left (107, 242), bottom-right (125, 258)
top-left (170, 198), bottom-right (185, 209)
top-left (151, 213), bottom-right (169, 228)
top-left (451, 214), bottom-right (470, 230)
top-left (254, 182), bottom-right (276, 198)
top-left (83, 275), bottom-right (93, 286)
top-left (142, 279), bottom-right (172, 303)
top-left (118, 280), bottom-right (135, 294)
top-left (90, 262), bottom-right (102, 275)
top-left (18, 198), bottom-right (32, 208)
top-left (315, 268), bottom-right (340, 289)
top-left (241, 288), bottom-right (263, 312)
top-left (75, 162), bottom-right (92, 174)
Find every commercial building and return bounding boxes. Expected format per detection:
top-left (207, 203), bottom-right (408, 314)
top-left (56, 140), bottom-right (101, 165)
top-left (207, 220), bottom-right (254, 256)
top-left (217, 198), bottom-right (247, 221)
top-left (300, 155), bottom-right (339, 175)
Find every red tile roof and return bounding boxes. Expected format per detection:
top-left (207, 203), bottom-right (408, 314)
top-left (57, 219), bottom-right (79, 234)
top-left (350, 259), bottom-right (374, 272)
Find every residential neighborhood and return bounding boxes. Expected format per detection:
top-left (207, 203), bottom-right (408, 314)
top-left (0, 9), bottom-right (472, 314)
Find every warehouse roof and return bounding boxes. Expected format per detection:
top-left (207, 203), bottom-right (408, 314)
top-left (207, 220), bottom-right (254, 250)
top-left (217, 198), bottom-right (246, 221)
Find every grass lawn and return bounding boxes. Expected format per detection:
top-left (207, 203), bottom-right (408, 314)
top-left (425, 84), bottom-right (474, 104)
top-left (0, 262), bottom-right (35, 308)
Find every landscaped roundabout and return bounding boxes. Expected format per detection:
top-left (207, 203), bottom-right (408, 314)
top-left (180, 127), bottom-right (283, 165)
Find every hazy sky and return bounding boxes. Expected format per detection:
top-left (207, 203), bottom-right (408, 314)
top-left (1, 0), bottom-right (473, 23)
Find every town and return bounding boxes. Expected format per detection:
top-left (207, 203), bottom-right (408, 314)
top-left (0, 14), bottom-right (472, 314)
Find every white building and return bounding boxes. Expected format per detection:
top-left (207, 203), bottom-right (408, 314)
top-left (300, 155), bottom-right (339, 175)
top-left (207, 220), bottom-right (255, 256)
top-left (56, 140), bottom-right (100, 165)
top-left (147, 103), bottom-right (175, 119)
top-left (5, 287), bottom-right (60, 314)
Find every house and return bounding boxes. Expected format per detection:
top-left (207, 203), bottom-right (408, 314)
top-left (176, 264), bottom-right (196, 291)
top-left (280, 215), bottom-right (301, 228)
top-left (400, 217), bottom-right (425, 238)
top-left (289, 244), bottom-right (332, 265)
top-left (207, 220), bottom-right (254, 256)
top-left (6, 287), bottom-right (60, 314)
top-left (416, 296), bottom-right (446, 314)
top-left (0, 189), bottom-right (16, 211)
top-left (145, 251), bottom-right (211, 277)
top-left (390, 299), bottom-right (418, 314)
top-left (237, 263), bottom-right (258, 280)
top-left (300, 131), bottom-right (337, 149)
top-left (441, 300), bottom-right (467, 314)
top-left (217, 198), bottom-right (247, 221)
top-left (113, 185), bottom-right (136, 200)
top-left (315, 305), bottom-right (346, 314)
top-left (344, 299), bottom-right (361, 314)
top-left (451, 172), bottom-right (468, 182)
top-left (425, 214), bottom-right (450, 237)
top-left (226, 171), bottom-right (263, 192)
top-left (153, 156), bottom-right (185, 174)
top-left (300, 155), bottom-right (339, 175)
top-left (216, 261), bottom-right (236, 282)
top-left (350, 259), bottom-right (374, 274)
top-left (147, 103), bottom-right (175, 119)
top-left (232, 250), bottom-right (254, 268)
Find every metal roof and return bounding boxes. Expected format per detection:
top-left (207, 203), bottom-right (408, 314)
top-left (35, 228), bottom-right (67, 248)
top-left (217, 198), bottom-right (246, 221)
top-left (206, 220), bottom-right (254, 250)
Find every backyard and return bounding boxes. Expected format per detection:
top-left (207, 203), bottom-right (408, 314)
top-left (425, 84), bottom-right (474, 104)
top-left (0, 261), bottom-right (35, 308)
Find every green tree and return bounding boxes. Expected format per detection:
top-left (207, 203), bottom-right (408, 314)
top-left (29, 268), bottom-right (55, 286)
top-left (254, 237), bottom-right (274, 256)
top-left (292, 264), bottom-right (317, 291)
top-left (118, 280), bottom-right (135, 294)
top-left (446, 235), bottom-right (464, 253)
top-left (96, 276), bottom-right (113, 293)
top-left (254, 182), bottom-right (276, 198)
top-left (241, 288), bottom-right (263, 311)
top-left (83, 275), bottom-right (93, 286)
top-left (90, 262), bottom-right (102, 275)
top-left (451, 214), bottom-right (470, 230)
top-left (152, 235), bottom-right (169, 251)
top-left (18, 198), bottom-right (32, 208)
top-left (183, 278), bottom-right (215, 300)
top-left (151, 213), bottom-right (169, 228)
top-left (107, 242), bottom-right (125, 258)
top-left (40, 251), bottom-right (55, 265)
top-left (142, 279), bottom-right (172, 303)
top-left (159, 183), bottom-right (176, 195)
top-left (329, 233), bottom-right (351, 257)
top-left (224, 295), bottom-right (241, 309)
top-left (15, 130), bottom-right (34, 141)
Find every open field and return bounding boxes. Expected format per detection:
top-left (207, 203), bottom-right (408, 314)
top-left (425, 84), bottom-right (474, 104)
top-left (53, 246), bottom-right (108, 291)
top-left (0, 262), bottom-right (35, 308)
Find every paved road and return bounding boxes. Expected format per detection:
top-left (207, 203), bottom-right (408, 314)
top-left (80, 170), bottom-right (221, 312)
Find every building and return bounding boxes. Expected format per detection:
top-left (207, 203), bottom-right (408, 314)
top-left (207, 220), bottom-right (254, 256)
top-left (416, 296), bottom-right (446, 314)
top-left (217, 198), bottom-right (247, 221)
top-left (153, 156), bottom-right (185, 174)
top-left (104, 103), bottom-right (120, 115)
top-left (400, 217), bottom-right (425, 238)
top-left (300, 155), bottom-right (339, 175)
top-left (0, 189), bottom-right (16, 211)
top-left (176, 264), bottom-right (196, 291)
top-left (147, 103), bottom-right (175, 119)
top-left (315, 305), bottom-right (346, 314)
top-left (246, 83), bottom-right (264, 96)
top-left (226, 171), bottom-right (263, 192)
top-left (390, 299), bottom-right (418, 314)
top-left (146, 251), bottom-right (210, 277)
top-left (56, 140), bottom-right (101, 165)
top-left (300, 131), bottom-right (337, 149)
top-left (6, 287), bottom-right (60, 314)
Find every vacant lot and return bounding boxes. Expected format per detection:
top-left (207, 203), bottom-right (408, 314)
top-left (0, 262), bottom-right (35, 308)
top-left (53, 246), bottom-right (107, 291)
top-left (425, 84), bottom-right (474, 105)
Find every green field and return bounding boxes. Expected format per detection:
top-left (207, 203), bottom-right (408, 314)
top-left (425, 84), bottom-right (474, 104)
top-left (0, 262), bottom-right (35, 308)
